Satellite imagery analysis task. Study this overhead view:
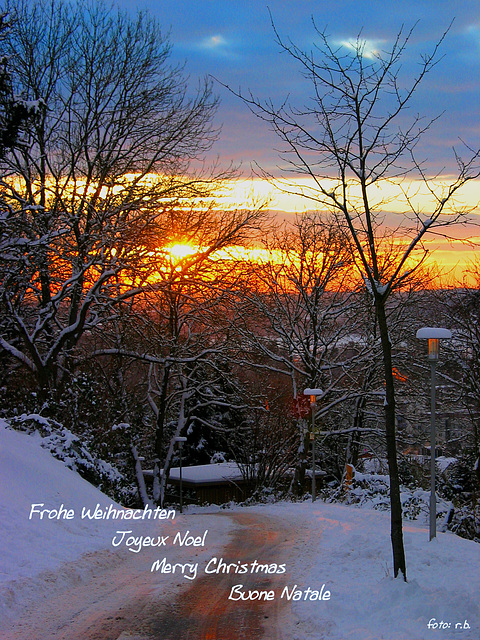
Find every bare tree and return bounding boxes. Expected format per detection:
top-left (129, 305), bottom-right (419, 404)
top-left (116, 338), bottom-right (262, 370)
top-left (234, 213), bottom-right (377, 491)
top-left (86, 197), bottom-right (268, 506)
top-left (439, 262), bottom-right (480, 467)
top-left (230, 20), bottom-right (480, 579)
top-left (0, 11), bottom-right (38, 158)
top-left (141, 209), bottom-right (266, 506)
top-left (0, 0), bottom-right (233, 394)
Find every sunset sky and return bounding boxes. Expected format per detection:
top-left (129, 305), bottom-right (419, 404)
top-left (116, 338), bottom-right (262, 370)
top-left (117, 0), bottom-right (480, 281)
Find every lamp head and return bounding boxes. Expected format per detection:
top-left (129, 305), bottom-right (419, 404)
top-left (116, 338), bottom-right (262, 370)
top-left (416, 327), bottom-right (451, 361)
top-left (304, 388), bottom-right (323, 405)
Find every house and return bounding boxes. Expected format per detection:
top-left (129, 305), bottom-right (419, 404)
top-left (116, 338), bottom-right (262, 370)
top-left (146, 462), bottom-right (251, 505)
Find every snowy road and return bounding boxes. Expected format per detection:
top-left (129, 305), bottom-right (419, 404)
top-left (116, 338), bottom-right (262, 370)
top-left (3, 424), bottom-right (479, 640)
top-left (147, 512), bottom-right (291, 640)
top-left (2, 511), bottom-right (294, 640)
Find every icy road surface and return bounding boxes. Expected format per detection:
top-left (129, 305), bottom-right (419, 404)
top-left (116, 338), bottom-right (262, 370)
top-left (1, 511), bottom-right (292, 640)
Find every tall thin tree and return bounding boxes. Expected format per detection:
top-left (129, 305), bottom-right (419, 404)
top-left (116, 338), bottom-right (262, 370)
top-left (229, 20), bottom-right (480, 579)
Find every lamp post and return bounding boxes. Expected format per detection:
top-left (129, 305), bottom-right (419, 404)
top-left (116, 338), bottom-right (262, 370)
top-left (304, 388), bottom-right (323, 502)
top-left (416, 327), bottom-right (452, 540)
top-left (174, 436), bottom-right (187, 513)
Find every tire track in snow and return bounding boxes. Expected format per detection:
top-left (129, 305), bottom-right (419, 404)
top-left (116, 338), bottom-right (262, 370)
top-left (148, 512), bottom-right (292, 640)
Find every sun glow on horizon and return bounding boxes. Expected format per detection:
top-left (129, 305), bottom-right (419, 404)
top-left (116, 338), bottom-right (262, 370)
top-left (146, 236), bottom-right (479, 289)
top-left (7, 168), bottom-right (477, 284)
top-left (221, 176), bottom-right (480, 283)
top-left (164, 243), bottom-right (201, 260)
top-left (160, 242), bottom-right (286, 266)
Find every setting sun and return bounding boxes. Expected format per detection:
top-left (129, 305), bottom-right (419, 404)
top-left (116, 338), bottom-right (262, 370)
top-left (165, 243), bottom-right (200, 260)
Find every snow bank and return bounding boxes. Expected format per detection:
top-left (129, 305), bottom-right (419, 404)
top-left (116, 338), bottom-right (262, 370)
top-left (0, 420), bottom-right (117, 584)
top-left (0, 421), bottom-right (126, 627)
top-left (0, 420), bottom-right (234, 634)
top-left (247, 501), bottom-right (480, 640)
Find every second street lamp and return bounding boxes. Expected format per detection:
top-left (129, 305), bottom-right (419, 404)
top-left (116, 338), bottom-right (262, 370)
top-left (416, 327), bottom-right (452, 541)
top-left (304, 388), bottom-right (323, 502)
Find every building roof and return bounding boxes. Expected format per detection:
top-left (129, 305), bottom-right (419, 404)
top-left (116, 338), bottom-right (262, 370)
top-left (156, 461), bottom-right (245, 487)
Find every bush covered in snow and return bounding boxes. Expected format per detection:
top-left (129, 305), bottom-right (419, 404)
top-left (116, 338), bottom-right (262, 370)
top-left (436, 452), bottom-right (480, 543)
top-left (319, 455), bottom-right (480, 542)
top-left (324, 468), bottom-right (450, 522)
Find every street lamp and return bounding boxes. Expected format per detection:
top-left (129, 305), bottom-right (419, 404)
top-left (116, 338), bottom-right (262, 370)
top-left (416, 327), bottom-right (452, 540)
top-left (174, 436), bottom-right (187, 513)
top-left (304, 388), bottom-right (323, 502)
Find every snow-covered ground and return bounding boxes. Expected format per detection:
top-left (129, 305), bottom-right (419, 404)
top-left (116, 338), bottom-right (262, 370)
top-left (0, 420), bottom-right (116, 582)
top-left (1, 419), bottom-right (479, 639)
top-left (0, 421), bottom-right (234, 635)
top-left (244, 501), bottom-right (479, 640)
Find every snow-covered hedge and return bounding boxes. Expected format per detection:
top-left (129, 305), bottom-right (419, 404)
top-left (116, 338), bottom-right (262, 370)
top-left (321, 458), bottom-right (480, 542)
top-left (436, 453), bottom-right (480, 543)
top-left (339, 469), bottom-right (452, 522)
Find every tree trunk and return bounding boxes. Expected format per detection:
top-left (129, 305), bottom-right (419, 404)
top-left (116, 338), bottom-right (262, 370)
top-left (131, 444), bottom-right (151, 508)
top-left (154, 365), bottom-right (170, 460)
top-left (376, 298), bottom-right (407, 580)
